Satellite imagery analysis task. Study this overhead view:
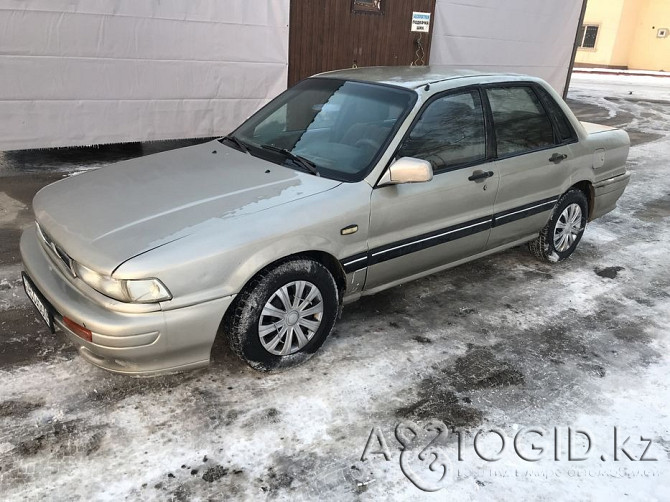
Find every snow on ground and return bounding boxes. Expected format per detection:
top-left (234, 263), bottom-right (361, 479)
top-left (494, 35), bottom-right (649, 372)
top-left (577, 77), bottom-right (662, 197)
top-left (0, 73), bottom-right (669, 501)
top-left (571, 72), bottom-right (670, 98)
top-left (575, 68), bottom-right (670, 77)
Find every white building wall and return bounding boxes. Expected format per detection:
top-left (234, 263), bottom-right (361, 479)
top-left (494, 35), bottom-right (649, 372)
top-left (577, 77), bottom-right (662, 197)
top-left (431, 0), bottom-right (583, 94)
top-left (0, 0), bottom-right (289, 151)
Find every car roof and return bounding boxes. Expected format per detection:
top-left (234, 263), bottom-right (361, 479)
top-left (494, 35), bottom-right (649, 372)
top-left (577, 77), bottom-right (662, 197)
top-left (314, 66), bottom-right (525, 89)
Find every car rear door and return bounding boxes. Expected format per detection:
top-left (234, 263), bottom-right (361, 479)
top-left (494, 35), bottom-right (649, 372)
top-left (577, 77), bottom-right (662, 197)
top-left (364, 88), bottom-right (499, 291)
top-left (483, 83), bottom-right (579, 250)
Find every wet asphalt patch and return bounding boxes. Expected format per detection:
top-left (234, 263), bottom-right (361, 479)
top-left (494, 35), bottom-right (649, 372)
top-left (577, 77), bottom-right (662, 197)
top-left (0, 399), bottom-right (43, 418)
top-left (394, 345), bottom-right (526, 428)
top-left (634, 193), bottom-right (670, 222)
top-left (396, 386), bottom-right (484, 428)
top-left (81, 372), bottom-right (199, 407)
top-left (10, 419), bottom-right (106, 459)
top-left (566, 97), bottom-right (668, 147)
top-left (412, 335), bottom-right (432, 344)
top-left (0, 306), bottom-right (77, 367)
top-left (613, 326), bottom-right (653, 344)
top-left (595, 266), bottom-right (625, 279)
top-left (450, 346), bottom-right (525, 391)
top-left (257, 451), bottom-right (360, 498)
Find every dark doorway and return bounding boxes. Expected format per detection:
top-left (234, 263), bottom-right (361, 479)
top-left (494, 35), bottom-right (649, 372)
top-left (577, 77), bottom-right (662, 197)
top-left (288, 0), bottom-right (437, 87)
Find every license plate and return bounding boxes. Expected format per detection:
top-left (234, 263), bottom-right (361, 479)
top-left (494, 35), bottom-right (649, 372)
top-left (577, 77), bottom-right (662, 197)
top-left (22, 272), bottom-right (55, 333)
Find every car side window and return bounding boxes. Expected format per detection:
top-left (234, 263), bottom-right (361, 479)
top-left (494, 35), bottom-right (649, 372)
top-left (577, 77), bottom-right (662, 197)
top-left (486, 86), bottom-right (556, 157)
top-left (534, 86), bottom-right (577, 143)
top-left (399, 90), bottom-right (486, 171)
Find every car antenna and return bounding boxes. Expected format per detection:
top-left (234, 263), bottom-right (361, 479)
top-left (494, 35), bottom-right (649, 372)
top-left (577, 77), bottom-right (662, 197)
top-left (424, 84), bottom-right (430, 91)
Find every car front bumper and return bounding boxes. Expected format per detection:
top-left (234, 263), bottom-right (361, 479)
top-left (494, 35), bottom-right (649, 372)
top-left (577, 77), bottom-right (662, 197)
top-left (20, 225), bottom-right (235, 375)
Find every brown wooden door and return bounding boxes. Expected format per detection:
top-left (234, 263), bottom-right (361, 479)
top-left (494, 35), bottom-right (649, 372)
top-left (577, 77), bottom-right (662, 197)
top-left (288, 0), bottom-right (437, 86)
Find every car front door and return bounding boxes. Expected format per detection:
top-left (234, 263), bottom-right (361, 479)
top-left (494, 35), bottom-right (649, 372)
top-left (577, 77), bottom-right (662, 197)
top-left (364, 88), bottom-right (499, 291)
top-left (484, 84), bottom-right (579, 249)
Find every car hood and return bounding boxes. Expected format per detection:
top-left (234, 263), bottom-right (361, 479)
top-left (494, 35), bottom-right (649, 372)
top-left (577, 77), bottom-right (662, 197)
top-left (33, 140), bottom-right (341, 274)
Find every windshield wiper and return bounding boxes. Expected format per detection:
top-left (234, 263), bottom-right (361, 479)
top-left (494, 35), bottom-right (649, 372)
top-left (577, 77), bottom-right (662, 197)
top-left (261, 144), bottom-right (319, 176)
top-left (219, 135), bottom-right (249, 154)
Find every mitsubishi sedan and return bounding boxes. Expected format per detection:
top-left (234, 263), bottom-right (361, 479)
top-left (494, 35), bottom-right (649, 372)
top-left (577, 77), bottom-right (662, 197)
top-left (20, 66), bottom-right (631, 374)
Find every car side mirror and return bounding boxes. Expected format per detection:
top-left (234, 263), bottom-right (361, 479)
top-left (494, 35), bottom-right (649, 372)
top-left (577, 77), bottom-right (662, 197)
top-left (378, 157), bottom-right (433, 186)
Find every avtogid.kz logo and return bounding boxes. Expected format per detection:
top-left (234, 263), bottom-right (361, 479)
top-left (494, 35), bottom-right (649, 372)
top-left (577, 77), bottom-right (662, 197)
top-left (360, 420), bottom-right (660, 492)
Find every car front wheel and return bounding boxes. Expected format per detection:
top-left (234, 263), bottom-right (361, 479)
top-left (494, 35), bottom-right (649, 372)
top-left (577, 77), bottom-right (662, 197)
top-left (224, 258), bottom-right (339, 371)
top-left (529, 189), bottom-right (588, 263)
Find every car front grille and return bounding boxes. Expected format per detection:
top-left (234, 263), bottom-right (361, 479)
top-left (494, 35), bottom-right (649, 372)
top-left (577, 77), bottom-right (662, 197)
top-left (36, 222), bottom-right (76, 277)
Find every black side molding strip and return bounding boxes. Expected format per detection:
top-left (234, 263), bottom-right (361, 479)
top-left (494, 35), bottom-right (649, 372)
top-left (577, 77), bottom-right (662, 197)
top-left (341, 251), bottom-right (369, 274)
top-left (339, 195), bottom-right (558, 272)
top-left (492, 196), bottom-right (558, 227)
top-left (369, 216), bottom-right (493, 265)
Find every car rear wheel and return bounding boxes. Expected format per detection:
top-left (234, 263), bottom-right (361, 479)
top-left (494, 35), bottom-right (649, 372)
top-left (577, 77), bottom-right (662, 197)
top-left (224, 258), bottom-right (339, 371)
top-left (529, 189), bottom-right (588, 263)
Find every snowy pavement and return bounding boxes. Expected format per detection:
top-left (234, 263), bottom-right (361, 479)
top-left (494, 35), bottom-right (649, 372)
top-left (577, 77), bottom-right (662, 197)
top-left (574, 68), bottom-right (670, 78)
top-left (0, 73), bottom-right (669, 501)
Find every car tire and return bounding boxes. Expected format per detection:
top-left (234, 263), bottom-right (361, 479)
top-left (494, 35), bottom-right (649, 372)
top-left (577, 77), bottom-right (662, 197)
top-left (528, 189), bottom-right (588, 263)
top-left (224, 258), bottom-right (339, 371)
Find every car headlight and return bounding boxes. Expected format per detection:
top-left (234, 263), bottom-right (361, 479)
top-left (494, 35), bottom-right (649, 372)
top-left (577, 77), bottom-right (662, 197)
top-left (73, 262), bottom-right (172, 303)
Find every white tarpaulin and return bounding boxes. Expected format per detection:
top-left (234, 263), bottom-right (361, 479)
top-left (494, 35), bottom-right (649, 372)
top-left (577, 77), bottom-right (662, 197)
top-left (0, 0), bottom-right (289, 151)
top-left (430, 0), bottom-right (583, 94)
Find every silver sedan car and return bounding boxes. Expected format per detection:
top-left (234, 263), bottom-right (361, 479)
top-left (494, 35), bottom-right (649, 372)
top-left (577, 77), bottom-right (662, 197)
top-left (21, 66), bottom-right (631, 375)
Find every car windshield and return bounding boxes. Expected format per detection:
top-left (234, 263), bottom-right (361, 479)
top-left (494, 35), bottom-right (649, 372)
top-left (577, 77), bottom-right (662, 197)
top-left (233, 78), bottom-right (417, 182)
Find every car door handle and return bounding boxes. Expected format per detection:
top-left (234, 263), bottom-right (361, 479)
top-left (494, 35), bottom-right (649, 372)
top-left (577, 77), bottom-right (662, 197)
top-left (468, 170), bottom-right (494, 182)
top-left (549, 153), bottom-right (568, 164)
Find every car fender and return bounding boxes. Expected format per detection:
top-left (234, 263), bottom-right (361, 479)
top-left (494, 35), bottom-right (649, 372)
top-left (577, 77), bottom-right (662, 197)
top-left (114, 182), bottom-right (373, 311)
